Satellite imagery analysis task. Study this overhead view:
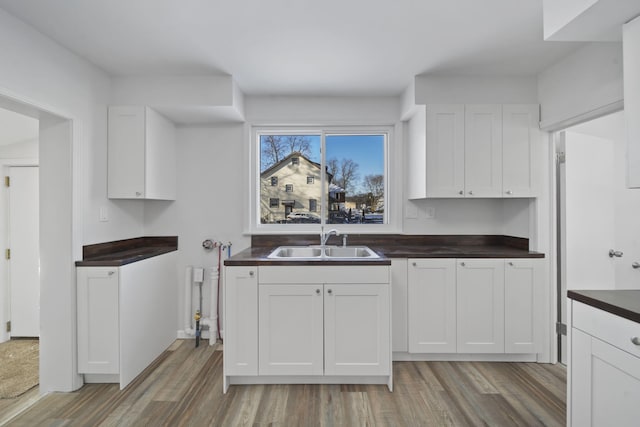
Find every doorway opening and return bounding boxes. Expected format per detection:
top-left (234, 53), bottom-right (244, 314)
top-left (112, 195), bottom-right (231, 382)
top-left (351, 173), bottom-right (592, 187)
top-left (555, 110), bottom-right (633, 363)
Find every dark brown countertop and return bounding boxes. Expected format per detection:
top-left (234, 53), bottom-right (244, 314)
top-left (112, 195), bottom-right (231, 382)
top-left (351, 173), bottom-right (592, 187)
top-left (75, 236), bottom-right (178, 267)
top-left (225, 235), bottom-right (544, 266)
top-left (568, 290), bottom-right (640, 325)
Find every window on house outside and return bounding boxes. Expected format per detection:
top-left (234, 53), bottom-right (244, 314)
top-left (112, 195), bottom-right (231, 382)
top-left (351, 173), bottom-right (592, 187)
top-left (257, 130), bottom-right (387, 226)
top-left (269, 198), bottom-right (279, 208)
top-left (270, 176), bottom-right (278, 186)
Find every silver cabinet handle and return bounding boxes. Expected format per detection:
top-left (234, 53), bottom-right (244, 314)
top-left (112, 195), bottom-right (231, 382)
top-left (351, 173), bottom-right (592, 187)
top-left (135, 191), bottom-right (142, 197)
top-left (458, 190), bottom-right (464, 195)
top-left (633, 262), bottom-right (640, 269)
top-left (505, 190), bottom-right (513, 195)
top-left (631, 337), bottom-right (640, 345)
top-left (108, 271), bottom-right (115, 276)
top-left (249, 271), bottom-right (254, 277)
top-left (316, 289), bottom-right (321, 295)
top-left (508, 262), bottom-right (514, 266)
top-left (412, 262), bottom-right (417, 267)
top-left (327, 289), bottom-right (332, 295)
top-left (460, 262), bottom-right (466, 267)
top-left (468, 191), bottom-right (474, 195)
top-left (609, 249), bottom-right (623, 258)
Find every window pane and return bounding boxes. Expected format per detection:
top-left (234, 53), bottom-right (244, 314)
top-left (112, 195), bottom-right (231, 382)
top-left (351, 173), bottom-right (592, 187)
top-left (326, 134), bottom-right (385, 225)
top-left (259, 134), bottom-right (321, 224)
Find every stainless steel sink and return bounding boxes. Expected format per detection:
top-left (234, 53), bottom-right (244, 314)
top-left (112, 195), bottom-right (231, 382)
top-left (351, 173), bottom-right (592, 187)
top-left (323, 246), bottom-right (379, 258)
top-left (267, 245), bottom-right (380, 260)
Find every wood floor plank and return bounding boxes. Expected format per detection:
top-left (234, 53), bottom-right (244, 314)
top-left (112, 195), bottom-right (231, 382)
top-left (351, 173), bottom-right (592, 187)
top-left (3, 341), bottom-right (567, 427)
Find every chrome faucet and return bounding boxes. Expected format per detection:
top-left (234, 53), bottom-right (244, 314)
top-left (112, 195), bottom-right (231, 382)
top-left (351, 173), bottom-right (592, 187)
top-left (320, 226), bottom-right (340, 247)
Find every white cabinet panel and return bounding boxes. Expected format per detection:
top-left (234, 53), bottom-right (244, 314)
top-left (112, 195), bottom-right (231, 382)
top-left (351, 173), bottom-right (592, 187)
top-left (259, 284), bottom-right (324, 376)
top-left (624, 16), bottom-right (640, 188)
top-left (505, 259), bottom-right (543, 353)
top-left (426, 104), bottom-right (465, 197)
top-left (457, 259), bottom-right (505, 353)
top-left (465, 104), bottom-right (502, 197)
top-left (408, 259), bottom-right (456, 353)
top-left (502, 105), bottom-right (540, 197)
top-left (391, 259), bottom-right (408, 352)
top-left (108, 106), bottom-right (176, 200)
top-left (77, 267), bottom-right (119, 374)
top-left (224, 266), bottom-right (258, 376)
top-left (325, 284), bottom-right (390, 376)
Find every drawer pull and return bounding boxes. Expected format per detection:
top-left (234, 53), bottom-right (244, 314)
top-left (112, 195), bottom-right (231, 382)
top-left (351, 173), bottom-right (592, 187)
top-left (631, 337), bottom-right (640, 346)
top-left (249, 271), bottom-right (254, 277)
top-left (316, 289), bottom-right (321, 295)
top-left (412, 262), bottom-right (416, 267)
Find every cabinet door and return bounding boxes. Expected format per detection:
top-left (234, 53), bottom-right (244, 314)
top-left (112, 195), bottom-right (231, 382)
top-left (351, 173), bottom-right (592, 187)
top-left (144, 107), bottom-right (176, 200)
top-left (224, 266), bottom-right (259, 376)
top-left (426, 105), bottom-right (465, 197)
top-left (408, 259), bottom-right (456, 353)
top-left (324, 284), bottom-right (390, 376)
top-left (259, 284), bottom-right (324, 376)
top-left (108, 106), bottom-right (146, 199)
top-left (504, 259), bottom-right (542, 353)
top-left (571, 329), bottom-right (640, 427)
top-left (464, 104), bottom-right (502, 197)
top-left (457, 259), bottom-right (504, 353)
top-left (77, 267), bottom-right (119, 374)
top-left (502, 104), bottom-right (539, 197)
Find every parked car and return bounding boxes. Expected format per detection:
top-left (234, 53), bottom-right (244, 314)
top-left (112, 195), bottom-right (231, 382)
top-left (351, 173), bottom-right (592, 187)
top-left (286, 212), bottom-right (321, 223)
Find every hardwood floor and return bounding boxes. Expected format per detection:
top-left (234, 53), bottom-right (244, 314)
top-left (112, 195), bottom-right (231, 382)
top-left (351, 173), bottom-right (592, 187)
top-left (3, 340), bottom-right (566, 426)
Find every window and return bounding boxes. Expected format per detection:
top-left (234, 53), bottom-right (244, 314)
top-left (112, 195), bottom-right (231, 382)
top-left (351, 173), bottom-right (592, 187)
top-left (256, 129), bottom-right (388, 227)
top-left (270, 176), bottom-right (278, 186)
top-left (269, 198), bottom-right (279, 208)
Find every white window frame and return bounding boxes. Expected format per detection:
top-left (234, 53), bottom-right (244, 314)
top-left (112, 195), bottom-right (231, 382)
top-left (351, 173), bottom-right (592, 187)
top-left (249, 125), bottom-right (399, 234)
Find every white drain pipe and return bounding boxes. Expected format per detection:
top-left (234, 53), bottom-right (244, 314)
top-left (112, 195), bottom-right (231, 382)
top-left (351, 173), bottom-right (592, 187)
top-left (200, 268), bottom-right (219, 346)
top-left (183, 266), bottom-right (195, 336)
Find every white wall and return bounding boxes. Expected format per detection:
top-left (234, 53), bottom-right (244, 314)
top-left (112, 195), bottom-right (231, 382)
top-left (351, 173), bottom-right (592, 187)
top-left (143, 125), bottom-right (250, 336)
top-left (538, 42), bottom-right (623, 129)
top-left (0, 8), bottom-right (144, 391)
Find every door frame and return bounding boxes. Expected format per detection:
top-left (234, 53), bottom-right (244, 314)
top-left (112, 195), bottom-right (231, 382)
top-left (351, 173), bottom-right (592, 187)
top-left (0, 90), bottom-right (82, 392)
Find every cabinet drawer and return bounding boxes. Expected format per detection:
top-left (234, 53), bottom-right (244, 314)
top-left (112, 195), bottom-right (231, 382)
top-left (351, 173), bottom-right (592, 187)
top-left (573, 301), bottom-right (640, 358)
top-left (258, 265), bottom-right (390, 284)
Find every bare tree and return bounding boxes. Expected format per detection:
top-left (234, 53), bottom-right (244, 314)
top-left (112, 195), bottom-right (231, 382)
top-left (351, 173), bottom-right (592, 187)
top-left (326, 158), bottom-right (338, 181)
top-left (332, 158), bottom-right (359, 194)
top-left (261, 135), bottom-right (313, 171)
top-left (363, 174), bottom-right (384, 210)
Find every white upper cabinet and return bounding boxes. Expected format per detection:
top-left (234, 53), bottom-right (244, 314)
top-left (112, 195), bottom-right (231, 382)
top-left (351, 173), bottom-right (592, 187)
top-left (624, 16), bottom-right (640, 188)
top-left (108, 106), bottom-right (176, 200)
top-left (502, 105), bottom-right (540, 197)
top-left (409, 104), bottom-right (540, 198)
top-left (464, 104), bottom-right (502, 197)
top-left (425, 104), bottom-right (465, 197)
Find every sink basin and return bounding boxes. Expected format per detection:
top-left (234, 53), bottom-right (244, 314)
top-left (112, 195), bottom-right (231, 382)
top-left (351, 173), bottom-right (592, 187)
top-left (324, 246), bottom-right (379, 258)
top-left (267, 245), bottom-right (380, 260)
top-left (267, 246), bottom-right (323, 259)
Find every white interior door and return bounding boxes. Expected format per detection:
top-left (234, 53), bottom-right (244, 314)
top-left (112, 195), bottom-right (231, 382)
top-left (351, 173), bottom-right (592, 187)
top-left (9, 166), bottom-right (40, 337)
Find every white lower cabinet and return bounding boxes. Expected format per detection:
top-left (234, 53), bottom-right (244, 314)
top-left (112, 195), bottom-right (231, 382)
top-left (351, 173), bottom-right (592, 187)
top-left (570, 301), bottom-right (640, 427)
top-left (224, 265), bottom-right (391, 392)
top-left (407, 258), bottom-right (543, 356)
top-left (76, 251), bottom-right (177, 389)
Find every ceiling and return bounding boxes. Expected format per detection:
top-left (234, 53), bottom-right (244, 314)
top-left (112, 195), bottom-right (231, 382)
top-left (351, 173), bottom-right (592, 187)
top-left (0, 0), bottom-right (584, 96)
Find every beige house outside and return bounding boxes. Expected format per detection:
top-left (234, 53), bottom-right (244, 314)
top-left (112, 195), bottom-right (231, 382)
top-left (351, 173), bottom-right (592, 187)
top-left (260, 152), bottom-right (329, 223)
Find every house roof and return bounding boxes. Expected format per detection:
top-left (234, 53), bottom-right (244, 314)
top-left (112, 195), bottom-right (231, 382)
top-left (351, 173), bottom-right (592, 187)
top-left (261, 152), bottom-right (333, 182)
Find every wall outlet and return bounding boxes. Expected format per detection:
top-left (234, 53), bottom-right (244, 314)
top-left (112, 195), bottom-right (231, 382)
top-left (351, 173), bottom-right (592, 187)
top-left (425, 207), bottom-right (436, 219)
